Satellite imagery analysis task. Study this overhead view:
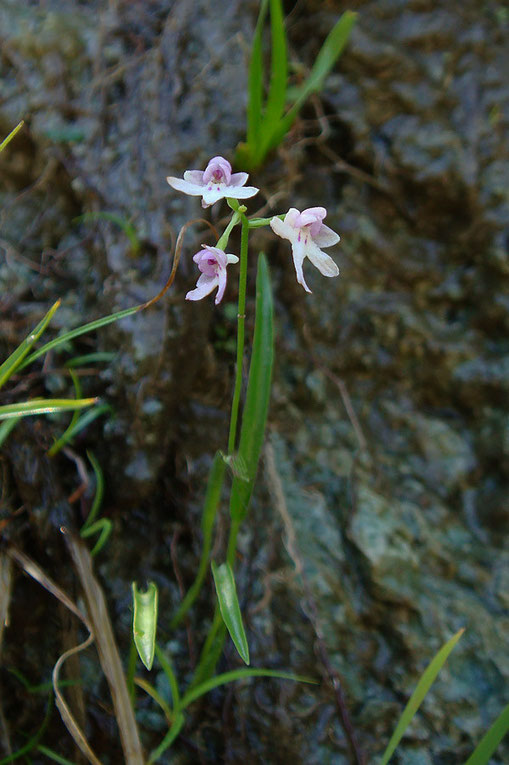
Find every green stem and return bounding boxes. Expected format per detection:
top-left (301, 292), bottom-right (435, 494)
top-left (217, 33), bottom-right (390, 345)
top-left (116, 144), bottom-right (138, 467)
top-left (227, 214), bottom-right (249, 455)
top-left (216, 211), bottom-right (241, 250)
top-left (191, 214), bottom-right (250, 688)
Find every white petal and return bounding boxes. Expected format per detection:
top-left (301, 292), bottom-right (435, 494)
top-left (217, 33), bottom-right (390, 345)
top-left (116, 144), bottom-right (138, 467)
top-left (313, 224), bottom-right (340, 248)
top-left (224, 184), bottom-right (259, 199)
top-left (186, 273), bottom-right (218, 301)
top-left (270, 216), bottom-right (299, 243)
top-left (202, 187), bottom-right (227, 206)
top-left (167, 176), bottom-right (206, 196)
top-left (283, 208), bottom-right (301, 227)
top-left (229, 172), bottom-right (249, 187)
top-left (226, 253), bottom-right (239, 264)
top-left (215, 269), bottom-right (228, 304)
top-left (306, 241), bottom-right (340, 278)
top-left (291, 239), bottom-right (312, 293)
top-left (183, 170), bottom-right (205, 184)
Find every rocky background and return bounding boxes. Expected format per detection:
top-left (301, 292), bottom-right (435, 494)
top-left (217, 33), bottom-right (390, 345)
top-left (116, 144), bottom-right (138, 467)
top-left (0, 0), bottom-right (507, 763)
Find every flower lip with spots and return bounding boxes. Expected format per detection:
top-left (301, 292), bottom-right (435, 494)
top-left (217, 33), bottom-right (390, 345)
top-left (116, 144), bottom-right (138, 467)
top-left (186, 245), bottom-right (239, 305)
top-left (269, 207), bottom-right (340, 293)
top-left (167, 156), bottom-right (259, 208)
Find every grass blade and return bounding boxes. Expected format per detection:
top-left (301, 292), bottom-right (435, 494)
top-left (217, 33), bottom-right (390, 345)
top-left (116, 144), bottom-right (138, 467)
top-left (0, 300), bottom-right (60, 389)
top-left (229, 253), bottom-right (274, 523)
top-left (212, 561), bottom-right (249, 665)
top-left (154, 644), bottom-right (181, 709)
top-left (269, 10), bottom-right (357, 152)
top-left (0, 120), bottom-right (24, 153)
top-left (0, 416), bottom-right (21, 446)
top-left (181, 667), bottom-right (317, 709)
top-left (132, 582), bottom-right (158, 671)
top-left (18, 304), bottom-right (142, 372)
top-left (246, 0), bottom-right (269, 149)
top-left (463, 703), bottom-right (509, 765)
top-left (0, 398), bottom-right (97, 421)
top-left (48, 403), bottom-right (111, 456)
top-left (148, 712), bottom-right (185, 764)
top-left (260, 0), bottom-right (288, 156)
top-left (380, 628), bottom-right (465, 765)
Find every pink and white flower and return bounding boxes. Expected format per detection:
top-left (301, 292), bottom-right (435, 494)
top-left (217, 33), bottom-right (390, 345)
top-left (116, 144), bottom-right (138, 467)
top-left (269, 207), bottom-right (340, 293)
top-left (167, 156), bottom-right (259, 208)
top-left (186, 245), bottom-right (239, 305)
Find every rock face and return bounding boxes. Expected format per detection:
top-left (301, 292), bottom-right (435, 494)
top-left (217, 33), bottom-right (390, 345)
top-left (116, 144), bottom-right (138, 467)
top-left (0, 0), bottom-right (507, 763)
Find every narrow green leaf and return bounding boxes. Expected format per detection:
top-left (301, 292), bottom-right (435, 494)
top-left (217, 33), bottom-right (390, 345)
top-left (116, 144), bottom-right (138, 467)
top-left (81, 518), bottom-right (112, 557)
top-left (36, 745), bottom-right (76, 765)
top-left (154, 644), bottom-right (181, 709)
top-left (260, 0), bottom-right (288, 155)
top-left (229, 253), bottom-right (273, 522)
top-left (133, 677), bottom-right (172, 723)
top-left (48, 403), bottom-right (111, 456)
top-left (0, 300), bottom-right (60, 390)
top-left (247, 0), bottom-right (269, 148)
top-left (82, 450), bottom-right (105, 531)
top-left (269, 10), bottom-right (357, 152)
top-left (132, 582), bottom-right (158, 671)
top-left (0, 417), bottom-right (21, 447)
top-left (380, 628), bottom-right (465, 765)
top-left (47, 368), bottom-right (83, 456)
top-left (148, 712), bottom-right (185, 764)
top-left (182, 667), bottom-right (317, 709)
top-left (0, 120), bottom-right (24, 153)
top-left (65, 352), bottom-right (116, 368)
top-left (170, 452), bottom-right (226, 629)
top-left (18, 304), bottom-right (142, 372)
top-left (0, 397), bottom-right (97, 421)
top-left (463, 702), bottom-right (509, 765)
top-left (212, 561), bottom-right (250, 665)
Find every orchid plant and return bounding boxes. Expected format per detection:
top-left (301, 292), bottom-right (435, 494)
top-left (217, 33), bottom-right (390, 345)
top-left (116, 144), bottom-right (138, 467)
top-left (127, 154), bottom-right (341, 760)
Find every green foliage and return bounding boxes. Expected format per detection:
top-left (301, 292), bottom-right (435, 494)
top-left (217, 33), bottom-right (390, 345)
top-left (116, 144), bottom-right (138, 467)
top-left (80, 450), bottom-right (112, 556)
top-left (236, 1), bottom-right (356, 170)
top-left (380, 628), bottom-right (464, 764)
top-left (0, 398), bottom-right (97, 421)
top-left (229, 252), bottom-right (274, 525)
top-left (211, 561), bottom-right (250, 665)
top-left (0, 120), bottom-right (24, 153)
top-left (0, 300), bottom-right (60, 390)
top-left (132, 582), bottom-right (159, 671)
top-left (463, 702), bottom-right (509, 765)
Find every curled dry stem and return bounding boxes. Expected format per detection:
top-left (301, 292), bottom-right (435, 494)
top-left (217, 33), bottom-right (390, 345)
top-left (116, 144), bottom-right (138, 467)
top-left (141, 218), bottom-right (219, 311)
top-left (6, 545), bottom-right (102, 765)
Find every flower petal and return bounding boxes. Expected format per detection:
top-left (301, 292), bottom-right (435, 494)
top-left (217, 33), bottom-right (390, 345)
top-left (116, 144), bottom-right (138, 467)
top-left (313, 224), bottom-right (340, 248)
top-left (294, 207), bottom-right (326, 228)
top-left (215, 269), bottom-right (228, 304)
top-left (306, 241), bottom-right (340, 278)
top-left (186, 273), bottom-right (219, 302)
top-left (228, 172), bottom-right (249, 187)
top-left (203, 156), bottom-right (232, 184)
top-left (183, 170), bottom-right (205, 184)
top-left (283, 208), bottom-right (301, 228)
top-left (223, 184), bottom-right (259, 199)
top-left (226, 253), bottom-right (240, 264)
top-left (202, 187), bottom-right (227, 206)
top-left (167, 176), bottom-right (206, 196)
top-left (291, 239), bottom-right (312, 293)
top-left (270, 215), bottom-right (299, 243)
